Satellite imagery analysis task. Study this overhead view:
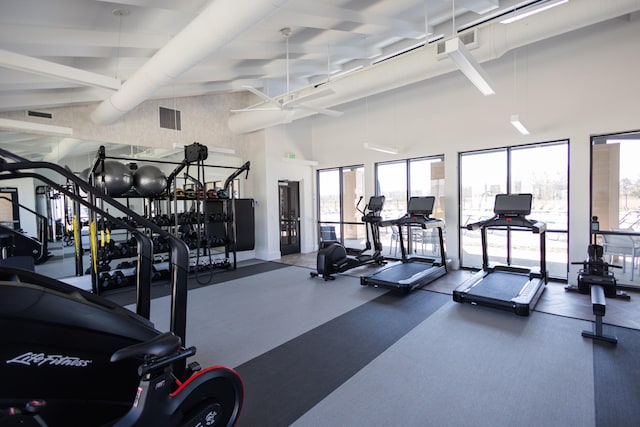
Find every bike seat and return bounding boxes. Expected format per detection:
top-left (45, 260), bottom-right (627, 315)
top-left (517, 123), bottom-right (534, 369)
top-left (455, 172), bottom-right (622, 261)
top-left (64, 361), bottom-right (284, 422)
top-left (110, 332), bottom-right (181, 363)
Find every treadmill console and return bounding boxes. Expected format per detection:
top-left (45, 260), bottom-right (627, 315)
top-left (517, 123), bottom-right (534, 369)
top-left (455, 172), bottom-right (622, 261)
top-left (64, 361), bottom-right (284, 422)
top-left (407, 196), bottom-right (435, 217)
top-left (494, 193), bottom-right (532, 217)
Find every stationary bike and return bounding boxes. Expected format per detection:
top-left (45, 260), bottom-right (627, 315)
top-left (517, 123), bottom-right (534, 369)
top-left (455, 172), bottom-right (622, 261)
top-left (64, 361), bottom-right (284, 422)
top-left (0, 267), bottom-right (243, 427)
top-left (0, 145), bottom-right (243, 427)
top-left (311, 195), bottom-right (385, 281)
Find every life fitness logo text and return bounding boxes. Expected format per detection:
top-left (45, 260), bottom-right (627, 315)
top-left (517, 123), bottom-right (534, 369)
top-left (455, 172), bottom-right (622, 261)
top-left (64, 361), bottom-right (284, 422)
top-left (6, 352), bottom-right (93, 368)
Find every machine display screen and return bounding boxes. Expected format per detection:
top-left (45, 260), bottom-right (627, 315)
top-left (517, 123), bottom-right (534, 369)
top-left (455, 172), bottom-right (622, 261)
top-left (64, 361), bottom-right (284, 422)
top-left (493, 193), bottom-right (532, 216)
top-left (367, 195), bottom-right (385, 212)
top-left (407, 196), bottom-right (435, 215)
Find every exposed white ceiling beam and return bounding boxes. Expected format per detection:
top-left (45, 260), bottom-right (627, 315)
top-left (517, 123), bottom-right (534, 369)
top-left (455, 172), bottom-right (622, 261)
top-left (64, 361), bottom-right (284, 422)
top-left (0, 118), bottom-right (73, 136)
top-left (0, 87), bottom-right (113, 112)
top-left (0, 24), bottom-right (165, 49)
top-left (0, 49), bottom-right (121, 90)
top-left (91, 0), bottom-right (290, 125)
top-left (228, 0), bottom-right (640, 133)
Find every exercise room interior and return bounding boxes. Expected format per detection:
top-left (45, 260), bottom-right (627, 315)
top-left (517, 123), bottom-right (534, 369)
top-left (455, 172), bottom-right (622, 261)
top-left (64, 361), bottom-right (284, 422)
top-left (1, 1), bottom-right (640, 426)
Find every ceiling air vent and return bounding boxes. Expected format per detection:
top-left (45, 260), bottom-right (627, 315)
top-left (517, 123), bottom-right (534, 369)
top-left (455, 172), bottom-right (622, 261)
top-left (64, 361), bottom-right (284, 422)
top-left (27, 110), bottom-right (53, 119)
top-left (159, 107), bottom-right (181, 131)
top-left (436, 29), bottom-right (477, 58)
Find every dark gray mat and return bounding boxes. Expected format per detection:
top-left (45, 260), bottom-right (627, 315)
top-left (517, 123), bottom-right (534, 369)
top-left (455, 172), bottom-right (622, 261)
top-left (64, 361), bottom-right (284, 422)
top-left (105, 261), bottom-right (288, 306)
top-left (594, 326), bottom-right (640, 427)
top-left (295, 303), bottom-right (597, 426)
top-left (234, 290), bottom-right (449, 427)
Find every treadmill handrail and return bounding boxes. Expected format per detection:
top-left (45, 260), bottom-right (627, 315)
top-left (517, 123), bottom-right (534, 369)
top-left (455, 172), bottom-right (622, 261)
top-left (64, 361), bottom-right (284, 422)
top-left (380, 213), bottom-right (444, 230)
top-left (467, 214), bottom-right (546, 233)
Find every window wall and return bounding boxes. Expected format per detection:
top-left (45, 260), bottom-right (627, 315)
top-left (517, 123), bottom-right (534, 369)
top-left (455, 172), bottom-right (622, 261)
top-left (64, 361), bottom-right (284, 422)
top-left (376, 156), bottom-right (445, 258)
top-left (460, 141), bottom-right (569, 279)
top-left (591, 131), bottom-right (640, 286)
top-left (317, 166), bottom-right (365, 248)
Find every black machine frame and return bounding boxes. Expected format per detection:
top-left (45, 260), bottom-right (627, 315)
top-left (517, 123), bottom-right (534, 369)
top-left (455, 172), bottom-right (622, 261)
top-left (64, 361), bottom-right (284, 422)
top-left (453, 193), bottom-right (548, 316)
top-left (310, 195), bottom-right (386, 280)
top-left (360, 196), bottom-right (447, 293)
top-left (0, 147), bottom-right (244, 426)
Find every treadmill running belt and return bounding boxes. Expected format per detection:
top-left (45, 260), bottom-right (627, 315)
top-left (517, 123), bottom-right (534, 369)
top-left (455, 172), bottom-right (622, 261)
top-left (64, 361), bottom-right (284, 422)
top-left (369, 261), bottom-right (433, 282)
top-left (467, 271), bottom-right (529, 301)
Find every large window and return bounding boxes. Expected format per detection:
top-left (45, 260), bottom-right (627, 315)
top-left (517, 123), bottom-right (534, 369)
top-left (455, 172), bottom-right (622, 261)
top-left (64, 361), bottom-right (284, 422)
top-left (591, 131), bottom-right (640, 286)
top-left (317, 166), bottom-right (365, 248)
top-left (376, 156), bottom-right (445, 257)
top-left (460, 141), bottom-right (569, 279)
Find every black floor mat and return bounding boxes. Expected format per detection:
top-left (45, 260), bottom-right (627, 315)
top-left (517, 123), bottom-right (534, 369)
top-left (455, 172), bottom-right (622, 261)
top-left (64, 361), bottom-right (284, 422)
top-left (234, 290), bottom-right (449, 427)
top-left (593, 326), bottom-right (640, 427)
top-left (104, 261), bottom-right (289, 307)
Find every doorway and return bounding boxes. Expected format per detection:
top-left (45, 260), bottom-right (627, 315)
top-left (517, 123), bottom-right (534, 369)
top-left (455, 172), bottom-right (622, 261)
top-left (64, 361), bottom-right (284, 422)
top-left (279, 180), bottom-right (300, 255)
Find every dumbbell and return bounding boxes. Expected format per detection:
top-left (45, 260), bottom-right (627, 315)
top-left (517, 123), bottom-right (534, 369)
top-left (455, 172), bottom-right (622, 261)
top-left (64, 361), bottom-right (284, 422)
top-left (113, 270), bottom-right (128, 287)
top-left (100, 272), bottom-right (115, 289)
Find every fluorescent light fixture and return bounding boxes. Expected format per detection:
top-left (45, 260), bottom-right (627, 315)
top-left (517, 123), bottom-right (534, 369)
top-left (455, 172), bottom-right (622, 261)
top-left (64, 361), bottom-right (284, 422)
top-left (363, 142), bottom-right (398, 155)
top-left (510, 114), bottom-right (530, 135)
top-left (331, 65), bottom-right (364, 79)
top-left (445, 37), bottom-right (495, 96)
top-left (371, 40), bottom-right (426, 65)
top-left (500, 0), bottom-right (569, 24)
top-left (0, 118), bottom-right (73, 136)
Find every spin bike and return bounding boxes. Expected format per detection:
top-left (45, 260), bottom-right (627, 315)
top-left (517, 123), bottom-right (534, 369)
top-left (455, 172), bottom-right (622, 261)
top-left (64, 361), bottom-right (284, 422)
top-left (1, 328), bottom-right (242, 427)
top-left (0, 146), bottom-right (243, 426)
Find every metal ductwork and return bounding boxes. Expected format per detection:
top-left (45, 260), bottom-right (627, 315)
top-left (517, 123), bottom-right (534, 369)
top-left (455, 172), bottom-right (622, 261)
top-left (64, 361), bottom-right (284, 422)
top-left (91, 0), bottom-right (289, 125)
top-left (43, 137), bottom-right (83, 162)
top-left (228, 0), bottom-right (640, 134)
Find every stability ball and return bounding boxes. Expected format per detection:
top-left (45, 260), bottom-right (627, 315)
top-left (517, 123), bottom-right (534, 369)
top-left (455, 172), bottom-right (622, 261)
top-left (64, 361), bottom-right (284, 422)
top-left (93, 161), bottom-right (134, 196)
top-left (134, 165), bottom-right (167, 198)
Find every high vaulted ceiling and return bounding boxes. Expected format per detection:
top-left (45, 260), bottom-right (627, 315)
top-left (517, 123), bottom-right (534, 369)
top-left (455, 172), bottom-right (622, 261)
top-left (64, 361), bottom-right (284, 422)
top-left (0, 0), bottom-right (572, 114)
top-left (0, 0), bottom-right (638, 160)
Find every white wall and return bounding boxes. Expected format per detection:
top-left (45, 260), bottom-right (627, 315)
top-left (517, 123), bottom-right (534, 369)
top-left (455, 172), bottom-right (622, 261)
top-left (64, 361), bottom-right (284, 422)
top-left (307, 16), bottom-right (640, 271)
top-left (258, 121), bottom-right (316, 259)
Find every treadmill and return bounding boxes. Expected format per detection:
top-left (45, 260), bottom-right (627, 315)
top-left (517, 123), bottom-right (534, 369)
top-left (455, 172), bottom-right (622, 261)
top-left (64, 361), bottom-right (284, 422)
top-left (360, 196), bottom-right (447, 293)
top-left (452, 193), bottom-right (548, 316)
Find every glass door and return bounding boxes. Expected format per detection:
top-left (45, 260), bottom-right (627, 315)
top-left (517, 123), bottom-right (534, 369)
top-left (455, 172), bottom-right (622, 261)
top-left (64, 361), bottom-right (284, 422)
top-left (279, 180), bottom-right (300, 255)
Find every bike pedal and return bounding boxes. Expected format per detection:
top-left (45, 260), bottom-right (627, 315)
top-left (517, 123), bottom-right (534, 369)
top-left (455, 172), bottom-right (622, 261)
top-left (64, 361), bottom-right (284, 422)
top-left (188, 361), bottom-right (202, 373)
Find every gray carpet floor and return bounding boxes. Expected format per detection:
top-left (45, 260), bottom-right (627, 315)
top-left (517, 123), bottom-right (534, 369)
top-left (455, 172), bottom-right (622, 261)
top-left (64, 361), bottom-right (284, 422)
top-left (136, 263), bottom-right (640, 426)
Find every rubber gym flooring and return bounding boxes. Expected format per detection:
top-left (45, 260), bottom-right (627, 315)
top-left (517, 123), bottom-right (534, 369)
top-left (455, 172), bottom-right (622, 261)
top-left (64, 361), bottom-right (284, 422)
top-left (125, 258), bottom-right (640, 427)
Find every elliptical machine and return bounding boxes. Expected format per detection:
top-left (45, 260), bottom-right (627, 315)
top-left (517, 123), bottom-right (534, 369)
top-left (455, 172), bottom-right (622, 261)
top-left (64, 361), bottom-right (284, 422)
top-left (0, 146), bottom-right (243, 426)
top-left (311, 196), bottom-right (385, 281)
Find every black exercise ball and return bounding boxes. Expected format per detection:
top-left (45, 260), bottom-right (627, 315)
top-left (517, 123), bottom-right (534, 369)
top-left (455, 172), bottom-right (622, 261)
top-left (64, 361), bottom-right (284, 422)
top-left (133, 165), bottom-right (167, 198)
top-left (93, 161), bottom-right (134, 196)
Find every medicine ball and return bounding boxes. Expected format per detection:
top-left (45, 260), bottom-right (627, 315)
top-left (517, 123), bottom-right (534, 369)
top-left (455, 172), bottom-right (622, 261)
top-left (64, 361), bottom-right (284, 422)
top-left (133, 165), bottom-right (167, 198)
top-left (93, 161), bottom-right (133, 196)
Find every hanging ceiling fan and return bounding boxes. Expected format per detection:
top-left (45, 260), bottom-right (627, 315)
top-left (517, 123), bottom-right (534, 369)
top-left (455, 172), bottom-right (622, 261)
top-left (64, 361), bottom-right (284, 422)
top-left (231, 27), bottom-right (343, 122)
